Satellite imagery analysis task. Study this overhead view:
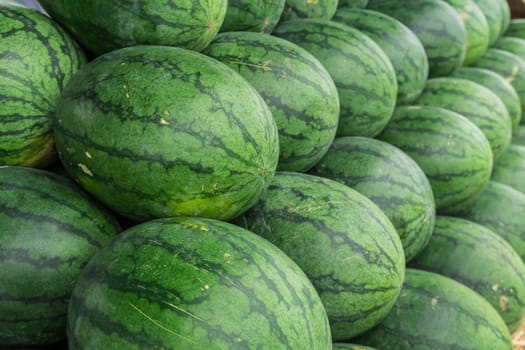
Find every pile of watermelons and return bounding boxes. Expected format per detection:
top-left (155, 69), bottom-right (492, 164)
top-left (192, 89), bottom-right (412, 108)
top-left (3, 0), bottom-right (525, 349)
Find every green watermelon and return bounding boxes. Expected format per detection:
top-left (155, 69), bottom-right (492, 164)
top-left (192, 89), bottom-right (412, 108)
top-left (281, 0), bottom-right (338, 20)
top-left (337, 0), bottom-right (368, 8)
top-left (442, 0), bottom-right (489, 66)
top-left (492, 144), bottom-right (525, 195)
top-left (203, 31), bottom-right (339, 172)
top-left (476, 0), bottom-right (504, 45)
top-left (367, 0), bottom-right (466, 77)
top-left (236, 172), bottom-right (405, 341)
top-left (332, 8), bottom-right (428, 104)
top-left (378, 106), bottom-right (493, 215)
top-left (333, 343), bottom-right (377, 350)
top-left (457, 181), bottom-right (525, 263)
top-left (493, 37), bottom-right (525, 64)
top-left (221, 0), bottom-right (285, 33)
top-left (499, 0), bottom-right (511, 34)
top-left (0, 4), bottom-right (85, 167)
top-left (473, 49), bottom-right (525, 126)
top-left (451, 67), bottom-right (522, 130)
top-left (513, 125), bottom-right (525, 145)
top-left (273, 19), bottom-right (397, 137)
top-left (354, 269), bottom-right (514, 350)
top-left (67, 217), bottom-right (332, 349)
top-left (37, 0), bottom-right (227, 55)
top-left (414, 77), bottom-right (512, 160)
top-left (52, 45), bottom-right (279, 222)
top-left (0, 166), bottom-right (120, 347)
top-left (505, 19), bottom-right (525, 39)
top-left (309, 136), bottom-right (435, 262)
top-left (410, 216), bottom-right (525, 331)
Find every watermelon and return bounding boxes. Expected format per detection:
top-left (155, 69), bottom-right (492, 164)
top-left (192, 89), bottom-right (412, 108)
top-left (410, 216), bottom-right (525, 331)
top-left (378, 106), bottom-right (493, 215)
top-left (0, 4), bottom-right (85, 168)
top-left (499, 0), bottom-right (511, 34)
top-left (451, 67), bottom-right (522, 130)
top-left (414, 77), bottom-right (512, 160)
top-left (473, 49), bottom-right (525, 126)
top-left (52, 45), bottom-right (279, 222)
top-left (367, 0), bottom-right (466, 77)
top-left (203, 31), bottom-right (340, 172)
top-left (514, 125), bottom-right (525, 145)
top-left (67, 217), bottom-right (332, 349)
top-left (333, 343), bottom-right (377, 350)
top-left (492, 144), bottom-right (525, 195)
top-left (337, 0), bottom-right (368, 8)
top-left (280, 0), bottom-right (338, 20)
top-left (0, 166), bottom-right (120, 347)
top-left (221, 0), bottom-right (285, 33)
top-left (37, 0), bottom-right (227, 55)
top-left (236, 172), bottom-right (405, 341)
top-left (332, 8), bottom-right (428, 104)
top-left (493, 37), bottom-right (525, 64)
top-left (442, 0), bottom-right (489, 66)
top-left (309, 136), bottom-right (435, 262)
top-left (354, 269), bottom-right (514, 350)
top-left (476, 0), bottom-right (505, 45)
top-left (273, 19), bottom-right (397, 137)
top-left (457, 181), bottom-right (525, 263)
top-left (505, 19), bottom-right (525, 39)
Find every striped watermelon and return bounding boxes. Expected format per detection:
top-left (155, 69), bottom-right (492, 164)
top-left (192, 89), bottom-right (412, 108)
top-left (281, 0), bottom-right (338, 20)
top-left (476, 0), bottom-right (505, 45)
top-left (514, 125), bottom-right (525, 145)
top-left (410, 216), bottom-right (525, 331)
top-left (337, 0), bottom-right (368, 8)
top-left (38, 0), bottom-right (227, 54)
top-left (221, 0), bottom-right (285, 33)
top-left (378, 106), bottom-right (493, 215)
top-left (473, 49), bottom-right (525, 126)
top-left (309, 136), bottom-right (435, 262)
top-left (333, 344), bottom-right (377, 350)
top-left (203, 31), bottom-right (340, 172)
top-left (0, 166), bottom-right (120, 347)
top-left (493, 37), bottom-right (525, 65)
top-left (354, 269), bottom-right (514, 350)
top-left (505, 19), bottom-right (525, 39)
top-left (67, 217), bottom-right (332, 349)
top-left (273, 18), bottom-right (397, 138)
top-left (414, 77), bottom-right (512, 160)
top-left (52, 45), bottom-right (279, 221)
top-left (492, 144), bottom-right (525, 195)
top-left (332, 8), bottom-right (429, 104)
top-left (367, 0), bottom-right (466, 77)
top-left (499, 0), bottom-right (511, 35)
top-left (457, 181), bottom-right (525, 263)
top-left (451, 67), bottom-right (522, 130)
top-left (442, 0), bottom-right (489, 66)
top-left (0, 4), bottom-right (85, 167)
top-left (236, 172), bottom-right (405, 341)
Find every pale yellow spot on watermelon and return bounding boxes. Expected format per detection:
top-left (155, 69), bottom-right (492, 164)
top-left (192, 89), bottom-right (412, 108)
top-left (306, 0), bottom-right (318, 4)
top-left (492, 284), bottom-right (500, 291)
top-left (125, 92), bottom-right (130, 99)
top-left (182, 222), bottom-right (209, 231)
top-left (163, 110), bottom-right (170, 116)
top-left (85, 151), bottom-right (92, 159)
top-left (507, 66), bottom-right (520, 83)
top-left (431, 297), bottom-right (439, 309)
top-left (230, 60), bottom-right (272, 72)
top-left (500, 295), bottom-right (509, 311)
top-left (224, 252), bottom-right (232, 259)
top-left (160, 118), bottom-right (170, 126)
top-left (77, 163), bottom-right (93, 177)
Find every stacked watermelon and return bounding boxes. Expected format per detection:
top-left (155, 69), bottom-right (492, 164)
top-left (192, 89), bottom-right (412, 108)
top-left (3, 0), bottom-right (525, 349)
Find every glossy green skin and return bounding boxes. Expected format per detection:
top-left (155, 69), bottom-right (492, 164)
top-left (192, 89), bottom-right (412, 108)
top-left (443, 0), bottom-right (489, 66)
top-left (337, 0), bottom-right (368, 8)
top-left (310, 136), bottom-right (435, 262)
top-left (0, 4), bottom-right (85, 167)
top-left (203, 32), bottom-right (339, 172)
top-left (53, 45), bottom-right (279, 222)
top-left (221, 0), bottom-right (285, 33)
top-left (274, 19), bottom-right (397, 138)
top-left (499, 0), bottom-right (511, 34)
top-left (236, 172), bottom-right (405, 341)
top-left (281, 0), bottom-right (338, 20)
top-left (457, 181), bottom-right (525, 263)
top-left (451, 67), bottom-right (522, 130)
top-left (367, 0), bottom-right (466, 77)
top-left (38, 0), bottom-right (227, 55)
top-left (354, 269), bottom-right (513, 350)
top-left (505, 19), bottom-right (525, 39)
top-left (410, 216), bottom-right (525, 331)
top-left (513, 125), bottom-right (525, 145)
top-left (473, 49), bottom-right (525, 126)
top-left (333, 8), bottom-right (428, 104)
top-left (378, 106), bottom-right (493, 215)
top-left (67, 217), bottom-right (332, 350)
top-left (0, 166), bottom-right (120, 347)
top-left (333, 343), bottom-right (377, 350)
top-left (492, 144), bottom-right (525, 195)
top-left (415, 77), bottom-right (512, 160)
top-left (476, 0), bottom-right (504, 44)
